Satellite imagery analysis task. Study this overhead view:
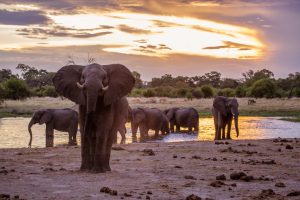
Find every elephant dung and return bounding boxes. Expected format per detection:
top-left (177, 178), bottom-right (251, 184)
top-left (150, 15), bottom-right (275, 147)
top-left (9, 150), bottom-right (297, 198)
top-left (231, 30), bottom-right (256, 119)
top-left (186, 194), bottom-right (202, 200)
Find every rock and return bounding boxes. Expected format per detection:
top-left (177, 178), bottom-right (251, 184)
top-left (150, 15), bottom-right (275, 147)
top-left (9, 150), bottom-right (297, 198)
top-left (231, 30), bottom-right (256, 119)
top-left (230, 172), bottom-right (247, 180)
top-left (275, 182), bottom-right (286, 187)
top-left (112, 146), bottom-right (125, 151)
top-left (192, 155), bottom-right (201, 159)
top-left (143, 149), bottom-right (155, 156)
top-left (258, 189), bottom-right (275, 198)
top-left (123, 193), bottom-right (132, 197)
top-left (240, 175), bottom-right (254, 182)
top-left (261, 159), bottom-right (276, 165)
top-left (216, 174), bottom-right (226, 180)
top-left (100, 186), bottom-right (117, 196)
top-left (287, 191), bottom-right (300, 196)
top-left (209, 180), bottom-right (225, 187)
top-left (185, 175), bottom-right (197, 180)
top-left (286, 145), bottom-right (293, 150)
top-left (173, 155), bottom-right (178, 158)
top-left (186, 194), bottom-right (202, 200)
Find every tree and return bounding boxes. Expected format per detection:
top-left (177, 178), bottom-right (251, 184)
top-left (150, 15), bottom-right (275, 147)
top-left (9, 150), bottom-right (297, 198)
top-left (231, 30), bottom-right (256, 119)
top-left (132, 71), bottom-right (143, 88)
top-left (250, 78), bottom-right (276, 98)
top-left (0, 69), bottom-right (17, 83)
top-left (3, 78), bottom-right (31, 100)
top-left (201, 85), bottom-right (214, 98)
top-left (16, 64), bottom-right (55, 88)
top-left (243, 68), bottom-right (274, 87)
top-left (204, 71), bottom-right (221, 88)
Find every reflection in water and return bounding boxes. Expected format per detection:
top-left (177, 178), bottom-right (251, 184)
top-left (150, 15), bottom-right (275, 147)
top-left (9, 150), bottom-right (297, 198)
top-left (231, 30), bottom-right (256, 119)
top-left (0, 117), bottom-right (300, 148)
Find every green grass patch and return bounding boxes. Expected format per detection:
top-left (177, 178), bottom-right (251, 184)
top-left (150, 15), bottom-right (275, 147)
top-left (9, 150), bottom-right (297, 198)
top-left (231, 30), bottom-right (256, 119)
top-left (279, 117), bottom-right (300, 123)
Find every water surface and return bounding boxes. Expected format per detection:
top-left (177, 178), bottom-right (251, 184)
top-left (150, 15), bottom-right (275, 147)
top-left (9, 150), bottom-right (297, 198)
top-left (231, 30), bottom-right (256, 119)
top-left (0, 117), bottom-right (299, 148)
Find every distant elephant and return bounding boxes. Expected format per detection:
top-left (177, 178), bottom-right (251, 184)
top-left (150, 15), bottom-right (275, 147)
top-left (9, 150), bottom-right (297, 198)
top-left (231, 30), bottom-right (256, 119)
top-left (212, 96), bottom-right (239, 140)
top-left (53, 63), bottom-right (135, 173)
top-left (130, 107), bottom-right (169, 141)
top-left (164, 107), bottom-right (199, 133)
top-left (113, 99), bottom-right (130, 144)
top-left (28, 108), bottom-right (78, 147)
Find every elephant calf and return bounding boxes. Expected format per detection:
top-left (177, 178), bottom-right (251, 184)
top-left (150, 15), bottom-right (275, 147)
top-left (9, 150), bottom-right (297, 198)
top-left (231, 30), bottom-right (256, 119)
top-left (130, 107), bottom-right (170, 141)
top-left (28, 108), bottom-right (79, 147)
top-left (212, 96), bottom-right (239, 140)
top-left (164, 107), bottom-right (199, 134)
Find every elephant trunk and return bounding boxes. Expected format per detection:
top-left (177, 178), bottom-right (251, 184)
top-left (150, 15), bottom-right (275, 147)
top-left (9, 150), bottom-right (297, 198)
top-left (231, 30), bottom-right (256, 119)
top-left (234, 115), bottom-right (239, 137)
top-left (28, 118), bottom-right (35, 148)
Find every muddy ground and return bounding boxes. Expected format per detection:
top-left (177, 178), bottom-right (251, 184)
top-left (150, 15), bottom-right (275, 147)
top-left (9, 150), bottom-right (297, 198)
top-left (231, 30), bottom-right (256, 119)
top-left (0, 139), bottom-right (300, 200)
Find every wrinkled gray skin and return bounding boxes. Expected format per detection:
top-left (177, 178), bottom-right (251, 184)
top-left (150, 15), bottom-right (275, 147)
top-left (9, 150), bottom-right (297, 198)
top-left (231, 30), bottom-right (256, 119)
top-left (130, 108), bottom-right (170, 141)
top-left (164, 107), bottom-right (199, 133)
top-left (28, 108), bottom-right (78, 147)
top-left (212, 96), bottom-right (239, 140)
top-left (53, 63), bottom-right (135, 173)
top-left (113, 98), bottom-right (129, 144)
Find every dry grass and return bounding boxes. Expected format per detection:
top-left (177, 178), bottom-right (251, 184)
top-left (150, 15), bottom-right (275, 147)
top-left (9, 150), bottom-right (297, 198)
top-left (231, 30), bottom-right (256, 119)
top-left (1, 97), bottom-right (300, 117)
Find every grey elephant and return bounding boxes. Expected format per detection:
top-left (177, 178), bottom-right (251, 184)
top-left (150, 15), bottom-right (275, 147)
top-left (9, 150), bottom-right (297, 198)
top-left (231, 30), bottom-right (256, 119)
top-left (212, 96), bottom-right (239, 140)
top-left (130, 107), bottom-right (169, 141)
top-left (164, 107), bottom-right (199, 133)
top-left (113, 99), bottom-right (130, 144)
top-left (53, 63), bottom-right (134, 173)
top-left (28, 108), bottom-right (78, 147)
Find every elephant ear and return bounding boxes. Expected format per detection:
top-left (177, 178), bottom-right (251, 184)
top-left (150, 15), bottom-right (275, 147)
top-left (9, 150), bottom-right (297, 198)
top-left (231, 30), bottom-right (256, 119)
top-left (166, 108), bottom-right (178, 120)
top-left (39, 110), bottom-right (52, 124)
top-left (103, 64), bottom-right (135, 106)
top-left (213, 96), bottom-right (227, 116)
top-left (53, 65), bottom-right (86, 105)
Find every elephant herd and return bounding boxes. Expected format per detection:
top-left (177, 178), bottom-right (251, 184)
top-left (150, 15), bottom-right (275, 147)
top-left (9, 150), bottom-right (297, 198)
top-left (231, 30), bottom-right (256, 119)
top-left (27, 63), bottom-right (239, 173)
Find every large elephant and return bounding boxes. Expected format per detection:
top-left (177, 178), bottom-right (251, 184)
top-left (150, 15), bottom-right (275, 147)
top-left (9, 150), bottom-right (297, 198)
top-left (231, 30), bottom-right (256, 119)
top-left (164, 107), bottom-right (199, 133)
top-left (28, 108), bottom-right (78, 147)
top-left (130, 107), bottom-right (169, 141)
top-left (53, 63), bottom-right (135, 173)
top-left (212, 96), bottom-right (239, 140)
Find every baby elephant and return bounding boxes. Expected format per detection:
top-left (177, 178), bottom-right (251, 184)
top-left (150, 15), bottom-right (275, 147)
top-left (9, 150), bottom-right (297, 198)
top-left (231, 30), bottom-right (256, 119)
top-left (28, 108), bottom-right (78, 147)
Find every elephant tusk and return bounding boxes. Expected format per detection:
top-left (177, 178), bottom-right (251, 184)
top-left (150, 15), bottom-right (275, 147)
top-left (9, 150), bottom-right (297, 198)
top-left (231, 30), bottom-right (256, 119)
top-left (102, 85), bottom-right (109, 91)
top-left (76, 82), bottom-right (85, 89)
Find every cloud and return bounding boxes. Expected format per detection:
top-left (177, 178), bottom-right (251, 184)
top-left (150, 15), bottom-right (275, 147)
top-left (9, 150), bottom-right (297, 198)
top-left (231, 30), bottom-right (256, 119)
top-left (134, 44), bottom-right (172, 54)
top-left (203, 41), bottom-right (254, 50)
top-left (16, 26), bottom-right (112, 39)
top-left (118, 24), bottom-right (153, 35)
top-left (0, 9), bottom-right (50, 25)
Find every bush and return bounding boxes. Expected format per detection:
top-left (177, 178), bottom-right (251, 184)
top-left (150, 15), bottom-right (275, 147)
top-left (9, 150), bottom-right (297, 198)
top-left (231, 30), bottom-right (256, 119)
top-left (250, 78), bottom-right (276, 98)
top-left (186, 92), bottom-right (193, 100)
top-left (201, 85), bottom-right (214, 98)
top-left (192, 88), bottom-right (203, 99)
top-left (3, 78), bottom-right (31, 100)
top-left (293, 87), bottom-right (300, 97)
top-left (0, 84), bottom-right (6, 104)
top-left (143, 88), bottom-right (155, 97)
top-left (217, 88), bottom-right (235, 97)
top-left (176, 88), bottom-right (189, 98)
top-left (129, 88), bottom-right (143, 97)
top-left (235, 86), bottom-right (247, 97)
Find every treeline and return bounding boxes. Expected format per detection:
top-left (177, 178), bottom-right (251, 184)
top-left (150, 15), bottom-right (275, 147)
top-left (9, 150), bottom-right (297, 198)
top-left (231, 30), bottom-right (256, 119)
top-left (0, 64), bottom-right (58, 101)
top-left (131, 69), bottom-right (300, 99)
top-left (0, 64), bottom-right (300, 102)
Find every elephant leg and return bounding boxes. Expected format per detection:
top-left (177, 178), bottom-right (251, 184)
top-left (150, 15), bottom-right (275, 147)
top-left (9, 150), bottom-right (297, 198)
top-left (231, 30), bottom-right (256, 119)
top-left (221, 125), bottom-right (226, 140)
top-left (45, 124), bottom-right (54, 147)
top-left (194, 119), bottom-right (199, 134)
top-left (227, 119), bottom-right (232, 140)
top-left (216, 112), bottom-right (222, 140)
top-left (139, 125), bottom-right (147, 142)
top-left (170, 121), bottom-right (175, 133)
top-left (176, 125), bottom-right (180, 132)
top-left (154, 129), bottom-right (159, 138)
top-left (103, 128), bottom-right (118, 172)
top-left (188, 127), bottom-right (192, 134)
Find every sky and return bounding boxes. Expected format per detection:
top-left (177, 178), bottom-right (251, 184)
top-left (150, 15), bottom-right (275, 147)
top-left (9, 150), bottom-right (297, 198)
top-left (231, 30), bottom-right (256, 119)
top-left (0, 0), bottom-right (299, 80)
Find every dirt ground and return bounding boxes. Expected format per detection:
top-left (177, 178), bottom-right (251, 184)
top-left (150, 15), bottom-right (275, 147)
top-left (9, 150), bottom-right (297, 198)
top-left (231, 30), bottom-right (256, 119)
top-left (0, 139), bottom-right (300, 200)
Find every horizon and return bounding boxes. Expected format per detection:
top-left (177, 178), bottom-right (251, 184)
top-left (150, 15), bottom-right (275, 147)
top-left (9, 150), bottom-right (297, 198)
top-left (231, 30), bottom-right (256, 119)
top-left (0, 0), bottom-right (300, 81)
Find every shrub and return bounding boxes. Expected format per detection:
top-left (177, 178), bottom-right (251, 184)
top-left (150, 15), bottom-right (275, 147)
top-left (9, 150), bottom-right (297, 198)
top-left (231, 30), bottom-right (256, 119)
top-left (129, 88), bottom-right (143, 97)
top-left (235, 86), bottom-right (247, 97)
top-left (250, 78), bottom-right (276, 98)
top-left (201, 85), bottom-right (214, 98)
top-left (217, 88), bottom-right (235, 97)
top-left (192, 88), bottom-right (203, 99)
top-left (186, 92), bottom-right (193, 100)
top-left (0, 84), bottom-right (6, 104)
top-left (176, 88), bottom-right (188, 98)
top-left (293, 87), bottom-right (300, 97)
top-left (44, 86), bottom-right (58, 97)
top-left (143, 88), bottom-right (155, 97)
top-left (3, 78), bottom-right (31, 100)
